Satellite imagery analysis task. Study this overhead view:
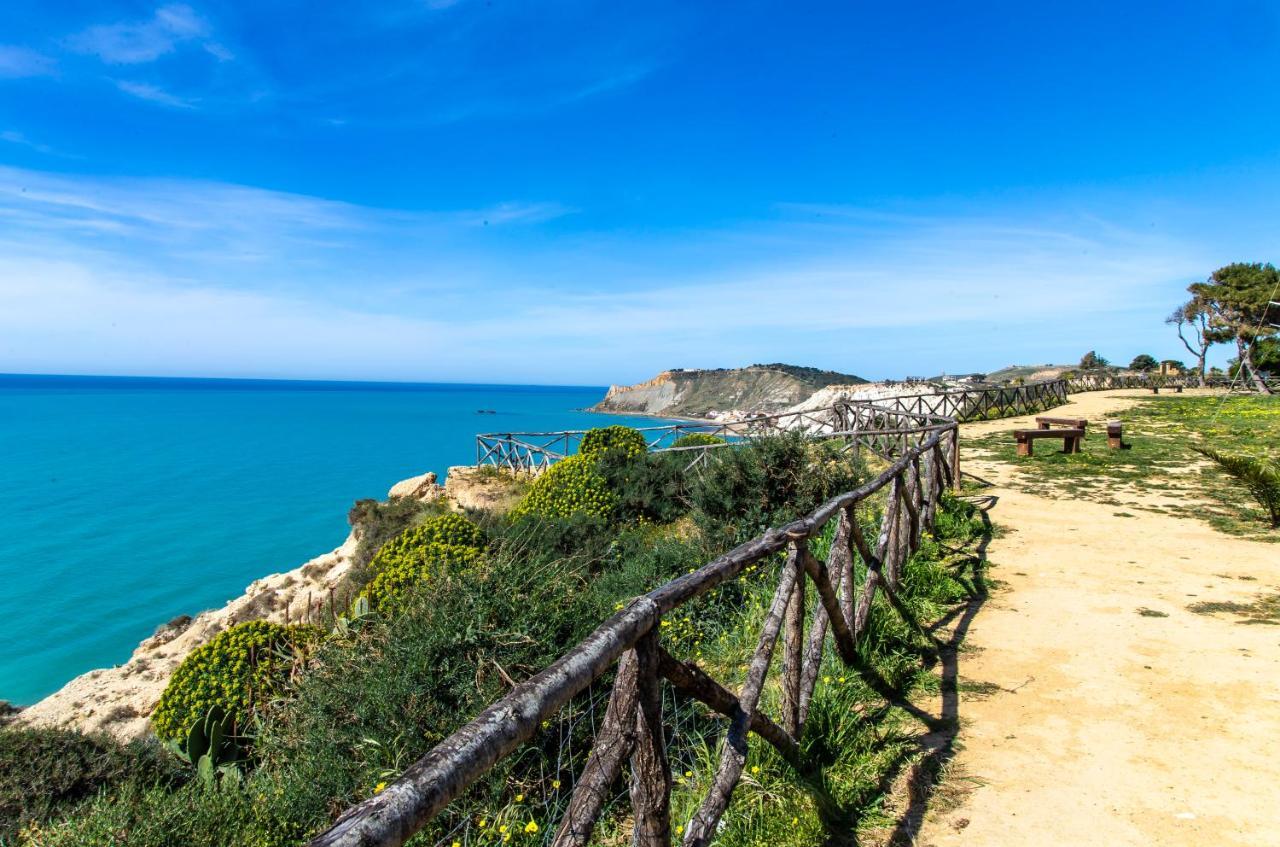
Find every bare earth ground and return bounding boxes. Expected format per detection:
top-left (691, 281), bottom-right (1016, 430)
top-left (910, 390), bottom-right (1280, 846)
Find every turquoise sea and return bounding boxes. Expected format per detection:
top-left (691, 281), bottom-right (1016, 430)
top-left (0, 374), bottom-right (666, 706)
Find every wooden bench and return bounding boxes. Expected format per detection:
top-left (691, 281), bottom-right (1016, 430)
top-left (1015, 428), bottom-right (1084, 456)
top-left (1036, 416), bottom-right (1087, 431)
top-left (1107, 420), bottom-right (1125, 449)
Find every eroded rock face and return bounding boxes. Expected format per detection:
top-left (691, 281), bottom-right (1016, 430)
top-left (15, 530), bottom-right (360, 742)
top-left (592, 364), bottom-right (867, 419)
top-left (387, 471), bottom-right (443, 502)
top-left (443, 465), bottom-right (530, 514)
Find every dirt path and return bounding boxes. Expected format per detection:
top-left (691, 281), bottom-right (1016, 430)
top-left (910, 390), bottom-right (1280, 846)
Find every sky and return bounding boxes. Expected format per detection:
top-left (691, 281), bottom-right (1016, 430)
top-left (1, 1), bottom-right (1278, 385)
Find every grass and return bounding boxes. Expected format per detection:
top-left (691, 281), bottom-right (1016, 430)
top-left (1186, 593), bottom-right (1280, 625)
top-left (967, 395), bottom-right (1280, 540)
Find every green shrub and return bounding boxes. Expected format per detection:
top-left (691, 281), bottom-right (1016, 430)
top-left (347, 496), bottom-right (447, 573)
top-left (671, 432), bottom-right (725, 449)
top-left (690, 433), bottom-right (864, 544)
top-left (0, 727), bottom-right (183, 842)
top-left (596, 450), bottom-right (689, 524)
top-left (510, 454), bottom-right (617, 522)
top-left (363, 542), bottom-right (484, 612)
top-left (360, 513), bottom-right (489, 613)
top-left (151, 621), bottom-right (320, 743)
top-left (579, 425), bottom-right (647, 461)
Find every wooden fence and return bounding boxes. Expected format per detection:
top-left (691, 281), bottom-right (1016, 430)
top-left (312, 410), bottom-right (960, 847)
top-left (475, 402), bottom-right (948, 474)
top-left (476, 381), bottom-right (1067, 474)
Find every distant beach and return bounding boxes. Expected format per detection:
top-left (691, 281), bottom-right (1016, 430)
top-left (0, 374), bottom-right (664, 706)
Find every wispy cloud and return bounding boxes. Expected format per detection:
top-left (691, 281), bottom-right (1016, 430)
top-left (67, 4), bottom-right (219, 65)
top-left (113, 80), bottom-right (196, 108)
top-left (0, 131), bottom-right (78, 158)
top-left (0, 45), bottom-right (56, 79)
top-left (0, 164), bottom-right (1234, 383)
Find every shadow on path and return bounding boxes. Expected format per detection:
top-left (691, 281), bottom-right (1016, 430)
top-left (877, 495), bottom-right (994, 846)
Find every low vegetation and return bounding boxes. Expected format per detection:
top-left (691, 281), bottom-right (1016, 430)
top-left (3, 428), bottom-right (988, 846)
top-left (1192, 447), bottom-right (1280, 528)
top-left (969, 394), bottom-right (1280, 538)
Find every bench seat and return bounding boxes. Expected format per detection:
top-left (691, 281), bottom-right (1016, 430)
top-left (1035, 416), bottom-right (1087, 430)
top-left (1014, 427), bottom-right (1085, 456)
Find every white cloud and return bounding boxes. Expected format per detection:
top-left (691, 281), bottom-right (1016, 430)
top-left (0, 165), bottom-right (1237, 382)
top-left (113, 79), bottom-right (196, 108)
top-left (0, 131), bottom-right (67, 157)
top-left (67, 4), bottom-right (215, 64)
top-left (0, 45), bottom-right (55, 78)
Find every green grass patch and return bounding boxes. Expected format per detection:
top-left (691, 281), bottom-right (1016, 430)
top-left (968, 395), bottom-right (1280, 540)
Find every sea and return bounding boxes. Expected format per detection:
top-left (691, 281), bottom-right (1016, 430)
top-left (0, 374), bottom-right (668, 707)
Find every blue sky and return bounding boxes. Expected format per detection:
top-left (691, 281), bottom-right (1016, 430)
top-left (1, 1), bottom-right (1278, 384)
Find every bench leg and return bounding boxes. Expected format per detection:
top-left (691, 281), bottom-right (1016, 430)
top-left (1108, 436), bottom-right (1122, 449)
top-left (1017, 440), bottom-right (1031, 457)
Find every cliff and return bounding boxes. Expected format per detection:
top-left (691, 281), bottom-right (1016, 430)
top-left (592, 364), bottom-right (867, 419)
top-left (13, 467), bottom-right (513, 743)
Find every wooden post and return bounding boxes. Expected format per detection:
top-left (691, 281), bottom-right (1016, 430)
top-left (781, 542), bottom-right (805, 738)
top-left (656, 649), bottom-right (806, 775)
top-left (630, 629), bottom-right (671, 847)
top-left (949, 426), bottom-right (960, 492)
top-left (553, 652), bottom-right (640, 847)
top-left (683, 557), bottom-right (800, 847)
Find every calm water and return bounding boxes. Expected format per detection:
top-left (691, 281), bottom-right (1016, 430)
top-left (0, 374), bottom-right (665, 706)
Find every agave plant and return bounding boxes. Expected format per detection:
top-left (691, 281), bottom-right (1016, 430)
top-left (1193, 446), bottom-right (1280, 528)
top-left (166, 704), bottom-right (246, 787)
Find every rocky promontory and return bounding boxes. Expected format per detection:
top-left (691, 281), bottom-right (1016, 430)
top-left (592, 363), bottom-right (867, 419)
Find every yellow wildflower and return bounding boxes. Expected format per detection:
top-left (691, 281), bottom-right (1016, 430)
top-left (373, 782), bottom-right (387, 794)
top-left (515, 794), bottom-right (524, 802)
top-left (525, 821), bottom-right (539, 834)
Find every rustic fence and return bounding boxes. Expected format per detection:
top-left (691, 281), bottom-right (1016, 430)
top-left (474, 374), bottom-right (1276, 475)
top-left (312, 410), bottom-right (961, 847)
top-left (476, 381), bottom-right (1067, 474)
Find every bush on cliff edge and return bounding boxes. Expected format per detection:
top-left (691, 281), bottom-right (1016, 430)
top-left (150, 620), bottom-right (319, 744)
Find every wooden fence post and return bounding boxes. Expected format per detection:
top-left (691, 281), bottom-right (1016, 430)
top-left (553, 653), bottom-right (641, 847)
top-left (781, 542), bottom-right (805, 738)
top-left (630, 629), bottom-right (671, 847)
top-left (949, 427), bottom-right (961, 492)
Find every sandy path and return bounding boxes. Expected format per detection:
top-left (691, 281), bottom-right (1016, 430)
top-left (910, 390), bottom-right (1280, 846)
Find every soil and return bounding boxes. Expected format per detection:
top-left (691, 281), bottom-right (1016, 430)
top-left (910, 390), bottom-right (1280, 846)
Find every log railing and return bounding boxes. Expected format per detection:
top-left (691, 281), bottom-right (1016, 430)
top-left (312, 415), bottom-right (961, 847)
top-left (477, 381), bottom-right (1066, 474)
top-left (476, 400), bottom-right (950, 473)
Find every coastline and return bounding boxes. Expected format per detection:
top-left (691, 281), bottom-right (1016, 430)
top-left (14, 529), bottom-right (362, 741)
top-left (13, 464), bottom-right (527, 742)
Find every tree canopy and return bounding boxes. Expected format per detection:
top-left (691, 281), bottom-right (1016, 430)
top-left (1189, 262), bottom-right (1279, 392)
top-left (1128, 354), bottom-right (1158, 372)
top-left (1191, 263), bottom-right (1279, 344)
top-left (1079, 350), bottom-right (1109, 370)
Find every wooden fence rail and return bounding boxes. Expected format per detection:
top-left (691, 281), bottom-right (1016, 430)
top-left (313, 411), bottom-right (960, 847)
